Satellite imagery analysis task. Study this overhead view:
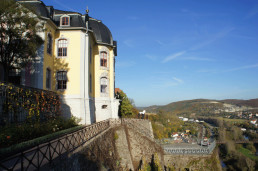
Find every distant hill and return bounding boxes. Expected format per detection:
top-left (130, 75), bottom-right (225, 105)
top-left (138, 98), bottom-right (258, 116)
top-left (220, 99), bottom-right (258, 108)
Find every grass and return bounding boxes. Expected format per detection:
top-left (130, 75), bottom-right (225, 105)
top-left (238, 147), bottom-right (258, 161)
top-left (215, 117), bottom-right (246, 123)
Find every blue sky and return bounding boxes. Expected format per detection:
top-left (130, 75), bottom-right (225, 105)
top-left (42, 0), bottom-right (258, 107)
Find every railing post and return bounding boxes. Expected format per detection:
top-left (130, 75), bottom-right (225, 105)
top-left (21, 152), bottom-right (24, 171)
top-left (48, 142), bottom-right (52, 164)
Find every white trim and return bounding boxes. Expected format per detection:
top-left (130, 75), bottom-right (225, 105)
top-left (56, 70), bottom-right (68, 91)
top-left (55, 36), bottom-right (69, 58)
top-left (100, 72), bottom-right (109, 97)
top-left (60, 15), bottom-right (70, 27)
top-left (99, 47), bottom-right (109, 70)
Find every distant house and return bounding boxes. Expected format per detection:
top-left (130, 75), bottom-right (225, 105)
top-left (179, 117), bottom-right (183, 120)
top-left (185, 130), bottom-right (190, 133)
top-left (250, 120), bottom-right (257, 124)
top-left (241, 128), bottom-right (246, 131)
top-left (195, 120), bottom-right (199, 123)
top-left (189, 119), bottom-right (194, 122)
top-left (183, 118), bottom-right (188, 121)
top-left (172, 133), bottom-right (179, 139)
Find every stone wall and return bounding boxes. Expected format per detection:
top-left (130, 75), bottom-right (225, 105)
top-left (49, 124), bottom-right (163, 171)
top-left (164, 149), bottom-right (222, 171)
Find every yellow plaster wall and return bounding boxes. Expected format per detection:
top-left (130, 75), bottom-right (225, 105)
top-left (93, 45), bottom-right (115, 98)
top-left (52, 30), bottom-right (83, 95)
top-left (43, 21), bottom-right (56, 91)
top-left (89, 35), bottom-right (95, 97)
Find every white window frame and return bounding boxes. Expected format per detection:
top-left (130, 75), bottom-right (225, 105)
top-left (60, 15), bottom-right (70, 26)
top-left (56, 70), bottom-right (68, 91)
top-left (55, 37), bottom-right (69, 58)
top-left (99, 47), bottom-right (109, 70)
top-left (100, 73), bottom-right (109, 97)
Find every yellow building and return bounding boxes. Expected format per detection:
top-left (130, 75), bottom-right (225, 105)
top-left (18, 0), bottom-right (119, 124)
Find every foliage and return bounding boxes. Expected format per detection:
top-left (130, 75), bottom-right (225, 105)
top-left (238, 146), bottom-right (258, 161)
top-left (148, 110), bottom-right (197, 139)
top-left (0, 81), bottom-right (61, 125)
top-left (219, 144), bottom-right (256, 171)
top-left (0, 116), bottom-right (79, 148)
top-left (0, 0), bottom-right (44, 81)
top-left (152, 153), bottom-right (162, 171)
top-left (139, 156), bottom-right (151, 171)
top-left (245, 143), bottom-right (256, 154)
top-left (0, 124), bottom-right (83, 156)
top-left (114, 132), bottom-right (118, 141)
top-left (116, 90), bottom-right (137, 118)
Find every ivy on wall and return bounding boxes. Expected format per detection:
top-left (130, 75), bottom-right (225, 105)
top-left (0, 81), bottom-right (61, 124)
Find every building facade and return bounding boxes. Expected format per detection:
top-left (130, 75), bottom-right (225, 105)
top-left (16, 0), bottom-right (120, 124)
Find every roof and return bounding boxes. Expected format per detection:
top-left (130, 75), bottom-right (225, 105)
top-left (18, 0), bottom-right (115, 46)
top-left (19, 0), bottom-right (50, 18)
top-left (89, 18), bottom-right (113, 45)
top-left (115, 88), bottom-right (122, 94)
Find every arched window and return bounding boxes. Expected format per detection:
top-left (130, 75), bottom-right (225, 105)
top-left (47, 33), bottom-right (52, 54)
top-left (46, 68), bottom-right (51, 89)
top-left (61, 17), bottom-right (69, 26)
top-left (58, 39), bottom-right (67, 57)
top-left (100, 51), bottom-right (107, 67)
top-left (57, 71), bottom-right (67, 90)
top-left (100, 77), bottom-right (108, 93)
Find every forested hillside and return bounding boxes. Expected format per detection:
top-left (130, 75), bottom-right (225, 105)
top-left (140, 99), bottom-right (258, 117)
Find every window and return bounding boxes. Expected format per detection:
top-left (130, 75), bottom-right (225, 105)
top-left (102, 105), bottom-right (108, 109)
top-left (61, 17), bottom-right (69, 26)
top-left (46, 68), bottom-right (51, 89)
top-left (57, 71), bottom-right (67, 90)
top-left (100, 77), bottom-right (108, 93)
top-left (47, 34), bottom-right (52, 54)
top-left (58, 39), bottom-right (67, 57)
top-left (100, 51), bottom-right (107, 67)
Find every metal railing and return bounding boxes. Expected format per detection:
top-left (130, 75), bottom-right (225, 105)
top-left (163, 140), bottom-right (216, 155)
top-left (0, 118), bottom-right (154, 171)
top-left (0, 119), bottom-right (110, 171)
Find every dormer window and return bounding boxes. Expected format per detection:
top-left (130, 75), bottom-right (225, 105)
top-left (60, 15), bottom-right (70, 26)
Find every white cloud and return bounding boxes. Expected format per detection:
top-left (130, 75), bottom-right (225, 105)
top-left (225, 64), bottom-right (258, 72)
top-left (182, 57), bottom-right (214, 61)
top-left (173, 77), bottom-right (184, 83)
top-left (53, 0), bottom-right (77, 12)
top-left (162, 51), bottom-right (186, 63)
top-left (162, 27), bottom-right (234, 64)
top-left (190, 27), bottom-right (235, 51)
top-left (197, 63), bottom-right (258, 73)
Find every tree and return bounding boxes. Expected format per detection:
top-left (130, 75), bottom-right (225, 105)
top-left (0, 0), bottom-right (44, 81)
top-left (116, 90), bottom-right (135, 117)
